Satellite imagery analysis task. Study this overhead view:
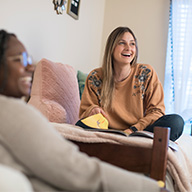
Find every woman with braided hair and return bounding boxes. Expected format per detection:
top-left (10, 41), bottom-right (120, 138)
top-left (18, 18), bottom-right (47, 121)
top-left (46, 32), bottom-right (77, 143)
top-left (0, 30), bottom-right (168, 191)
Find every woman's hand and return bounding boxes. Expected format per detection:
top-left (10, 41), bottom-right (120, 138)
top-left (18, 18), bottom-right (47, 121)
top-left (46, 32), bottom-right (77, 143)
top-left (89, 107), bottom-right (108, 119)
top-left (124, 128), bottom-right (133, 135)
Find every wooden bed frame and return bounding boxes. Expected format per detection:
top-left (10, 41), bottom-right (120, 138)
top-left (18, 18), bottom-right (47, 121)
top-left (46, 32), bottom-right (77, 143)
top-left (71, 126), bottom-right (170, 182)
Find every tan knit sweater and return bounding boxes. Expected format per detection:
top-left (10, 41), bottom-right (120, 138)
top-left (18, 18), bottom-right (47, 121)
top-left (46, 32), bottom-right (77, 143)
top-left (79, 64), bottom-right (165, 131)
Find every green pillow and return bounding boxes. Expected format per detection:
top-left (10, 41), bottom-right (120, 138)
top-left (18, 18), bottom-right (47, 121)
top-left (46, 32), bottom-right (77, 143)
top-left (77, 70), bottom-right (88, 99)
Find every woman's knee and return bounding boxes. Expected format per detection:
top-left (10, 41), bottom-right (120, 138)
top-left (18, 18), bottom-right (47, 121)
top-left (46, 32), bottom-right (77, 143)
top-left (148, 114), bottom-right (184, 141)
top-left (168, 114), bottom-right (184, 132)
top-left (166, 114), bottom-right (184, 141)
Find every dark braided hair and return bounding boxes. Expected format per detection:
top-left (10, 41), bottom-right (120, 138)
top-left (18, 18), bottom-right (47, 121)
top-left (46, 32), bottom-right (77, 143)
top-left (0, 30), bottom-right (16, 93)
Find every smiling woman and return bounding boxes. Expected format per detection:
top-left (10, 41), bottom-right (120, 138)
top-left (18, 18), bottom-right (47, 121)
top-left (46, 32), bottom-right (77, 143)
top-left (113, 32), bottom-right (136, 82)
top-left (79, 26), bottom-right (184, 142)
top-left (0, 30), bottom-right (35, 98)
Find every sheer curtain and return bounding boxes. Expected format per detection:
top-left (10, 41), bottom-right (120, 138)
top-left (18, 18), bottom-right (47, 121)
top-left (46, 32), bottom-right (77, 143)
top-left (164, 0), bottom-right (192, 134)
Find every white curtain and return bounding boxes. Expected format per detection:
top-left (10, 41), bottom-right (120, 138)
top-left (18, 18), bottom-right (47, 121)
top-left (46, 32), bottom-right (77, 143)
top-left (164, 0), bottom-right (192, 133)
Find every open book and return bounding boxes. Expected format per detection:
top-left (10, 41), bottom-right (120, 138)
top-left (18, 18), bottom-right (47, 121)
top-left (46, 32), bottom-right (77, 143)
top-left (75, 113), bottom-right (128, 136)
top-left (75, 113), bottom-right (178, 151)
top-left (129, 131), bottom-right (178, 151)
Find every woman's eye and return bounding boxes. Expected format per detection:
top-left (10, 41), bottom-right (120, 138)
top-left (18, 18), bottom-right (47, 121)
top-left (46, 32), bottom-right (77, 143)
top-left (13, 58), bottom-right (21, 62)
top-left (119, 41), bottom-right (125, 45)
top-left (130, 42), bottom-right (135, 46)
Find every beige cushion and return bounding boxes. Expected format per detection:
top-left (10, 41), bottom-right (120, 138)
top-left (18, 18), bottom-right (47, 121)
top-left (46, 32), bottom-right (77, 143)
top-left (28, 58), bottom-right (80, 124)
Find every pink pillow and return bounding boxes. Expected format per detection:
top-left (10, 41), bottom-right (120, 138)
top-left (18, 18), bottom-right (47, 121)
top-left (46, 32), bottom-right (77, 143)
top-left (28, 58), bottom-right (80, 124)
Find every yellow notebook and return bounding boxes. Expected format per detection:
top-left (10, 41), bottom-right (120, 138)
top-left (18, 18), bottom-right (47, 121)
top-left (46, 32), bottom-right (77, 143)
top-left (81, 113), bottom-right (108, 129)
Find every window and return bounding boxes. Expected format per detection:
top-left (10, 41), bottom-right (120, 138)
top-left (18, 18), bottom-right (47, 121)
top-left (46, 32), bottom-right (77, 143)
top-left (164, 0), bottom-right (192, 135)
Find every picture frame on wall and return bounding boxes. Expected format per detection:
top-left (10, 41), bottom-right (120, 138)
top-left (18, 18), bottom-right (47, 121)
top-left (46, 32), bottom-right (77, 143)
top-left (67, 0), bottom-right (81, 20)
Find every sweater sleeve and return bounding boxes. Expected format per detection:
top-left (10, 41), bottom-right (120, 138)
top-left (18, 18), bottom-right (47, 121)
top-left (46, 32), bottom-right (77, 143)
top-left (132, 67), bottom-right (165, 131)
top-left (79, 69), bottom-right (102, 119)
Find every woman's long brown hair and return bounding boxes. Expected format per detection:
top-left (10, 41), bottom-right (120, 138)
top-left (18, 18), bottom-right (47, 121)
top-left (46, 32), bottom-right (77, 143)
top-left (100, 27), bottom-right (138, 110)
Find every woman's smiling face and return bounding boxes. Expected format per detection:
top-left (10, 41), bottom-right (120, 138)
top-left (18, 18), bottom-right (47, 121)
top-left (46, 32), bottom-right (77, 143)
top-left (1, 36), bottom-right (35, 98)
top-left (113, 32), bottom-right (136, 66)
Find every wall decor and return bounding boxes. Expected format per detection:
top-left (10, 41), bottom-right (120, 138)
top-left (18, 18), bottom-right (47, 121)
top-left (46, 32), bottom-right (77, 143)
top-left (67, 0), bottom-right (81, 20)
top-left (53, 0), bottom-right (67, 15)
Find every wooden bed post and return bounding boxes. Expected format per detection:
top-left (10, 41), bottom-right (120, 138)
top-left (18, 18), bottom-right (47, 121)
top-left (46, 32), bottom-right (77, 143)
top-left (150, 126), bottom-right (170, 181)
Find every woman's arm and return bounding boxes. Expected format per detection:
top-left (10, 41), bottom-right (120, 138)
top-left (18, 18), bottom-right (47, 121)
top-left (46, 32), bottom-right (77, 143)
top-left (79, 69), bottom-right (104, 119)
top-left (0, 96), bottom-right (162, 192)
top-left (130, 66), bottom-right (165, 131)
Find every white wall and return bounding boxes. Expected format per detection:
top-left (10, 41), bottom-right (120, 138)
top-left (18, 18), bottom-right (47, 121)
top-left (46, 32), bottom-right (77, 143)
top-left (102, 0), bottom-right (169, 84)
top-left (0, 0), bottom-right (106, 73)
top-left (0, 0), bottom-right (169, 84)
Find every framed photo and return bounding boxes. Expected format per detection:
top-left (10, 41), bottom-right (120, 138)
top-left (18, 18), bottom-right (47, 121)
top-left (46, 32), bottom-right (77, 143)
top-left (67, 0), bottom-right (81, 20)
